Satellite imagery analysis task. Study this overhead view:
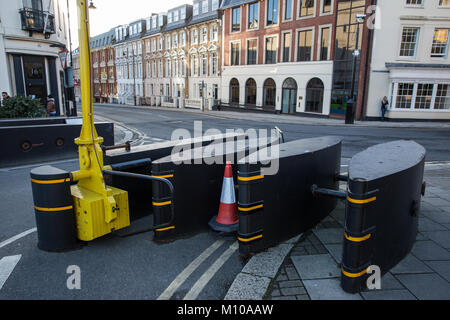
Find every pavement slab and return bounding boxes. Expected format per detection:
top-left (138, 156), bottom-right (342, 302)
top-left (418, 217), bottom-right (447, 232)
top-left (422, 231), bottom-right (450, 249)
top-left (361, 289), bottom-right (416, 300)
top-left (312, 228), bottom-right (344, 245)
top-left (303, 278), bottom-right (362, 300)
top-left (224, 273), bottom-right (271, 300)
top-left (291, 254), bottom-right (341, 280)
top-left (411, 240), bottom-right (450, 261)
top-left (390, 254), bottom-right (434, 275)
top-left (424, 261), bottom-right (450, 282)
top-left (396, 273), bottom-right (450, 300)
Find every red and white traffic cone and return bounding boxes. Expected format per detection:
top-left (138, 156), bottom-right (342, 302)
top-left (209, 161), bottom-right (238, 233)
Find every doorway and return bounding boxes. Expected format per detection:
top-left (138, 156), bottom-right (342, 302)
top-left (282, 78), bottom-right (297, 114)
top-left (22, 55), bottom-right (47, 104)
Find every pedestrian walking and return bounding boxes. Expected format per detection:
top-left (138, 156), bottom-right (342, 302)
top-left (381, 96), bottom-right (389, 121)
top-left (46, 95), bottom-right (57, 117)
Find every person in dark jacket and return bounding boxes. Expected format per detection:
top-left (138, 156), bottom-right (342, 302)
top-left (1, 92), bottom-right (10, 106)
top-left (381, 96), bottom-right (389, 121)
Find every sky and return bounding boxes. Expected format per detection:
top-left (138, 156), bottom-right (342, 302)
top-left (68, 0), bottom-right (188, 49)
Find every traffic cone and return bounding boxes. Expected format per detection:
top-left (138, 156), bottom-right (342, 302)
top-left (209, 161), bottom-right (238, 233)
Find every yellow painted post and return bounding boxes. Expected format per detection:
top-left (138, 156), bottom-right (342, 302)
top-left (70, 1), bottom-right (130, 240)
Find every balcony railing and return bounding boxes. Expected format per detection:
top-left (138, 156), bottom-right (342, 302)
top-left (19, 8), bottom-right (55, 37)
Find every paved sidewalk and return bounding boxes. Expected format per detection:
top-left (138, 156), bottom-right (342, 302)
top-left (226, 163), bottom-right (450, 300)
top-left (93, 103), bottom-right (450, 129)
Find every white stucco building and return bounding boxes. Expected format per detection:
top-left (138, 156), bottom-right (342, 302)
top-left (0, 0), bottom-right (70, 115)
top-left (366, 0), bottom-right (450, 120)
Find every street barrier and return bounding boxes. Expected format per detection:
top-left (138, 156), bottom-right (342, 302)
top-left (104, 132), bottom-right (247, 221)
top-left (30, 165), bottom-right (78, 251)
top-left (237, 136), bottom-right (342, 254)
top-left (151, 136), bottom-right (279, 241)
top-left (341, 140), bottom-right (426, 293)
top-left (0, 119), bottom-right (114, 167)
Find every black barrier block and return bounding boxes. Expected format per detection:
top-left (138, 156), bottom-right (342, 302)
top-left (237, 136), bottom-right (342, 255)
top-left (104, 133), bottom-right (248, 221)
top-left (151, 136), bottom-right (279, 241)
top-left (30, 165), bottom-right (78, 252)
top-left (341, 140), bottom-right (426, 293)
top-left (0, 121), bottom-right (114, 167)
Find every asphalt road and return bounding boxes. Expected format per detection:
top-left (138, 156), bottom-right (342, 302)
top-left (93, 104), bottom-right (450, 162)
top-left (1, 104), bottom-right (449, 300)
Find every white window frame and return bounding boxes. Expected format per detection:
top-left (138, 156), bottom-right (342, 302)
top-left (318, 24), bottom-right (332, 61)
top-left (431, 28), bottom-right (449, 59)
top-left (281, 30), bottom-right (292, 63)
top-left (263, 34), bottom-right (279, 64)
top-left (319, 0), bottom-right (334, 16)
top-left (391, 82), bottom-right (450, 111)
top-left (231, 6), bottom-right (242, 34)
top-left (398, 26), bottom-right (420, 59)
top-left (294, 26), bottom-right (315, 62)
top-left (245, 37), bottom-right (259, 65)
top-left (230, 40), bottom-right (241, 66)
top-left (297, 0), bottom-right (317, 20)
top-left (282, 0), bottom-right (294, 23)
top-left (246, 2), bottom-right (260, 31)
top-left (265, 0), bottom-right (280, 29)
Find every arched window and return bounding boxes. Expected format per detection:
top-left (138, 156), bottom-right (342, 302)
top-left (245, 78), bottom-right (257, 105)
top-left (281, 77), bottom-right (297, 114)
top-left (230, 78), bottom-right (240, 104)
top-left (305, 78), bottom-right (324, 113)
top-left (263, 78), bottom-right (276, 108)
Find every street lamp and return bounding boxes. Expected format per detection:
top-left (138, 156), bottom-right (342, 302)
top-left (88, 1), bottom-right (97, 10)
top-left (345, 14), bottom-right (365, 125)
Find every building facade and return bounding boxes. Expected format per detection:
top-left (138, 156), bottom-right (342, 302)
top-left (160, 4), bottom-right (193, 107)
top-left (90, 29), bottom-right (117, 103)
top-left (142, 13), bottom-right (167, 106)
top-left (365, 0), bottom-right (450, 120)
top-left (185, 0), bottom-right (222, 109)
top-left (114, 20), bottom-right (146, 105)
top-left (0, 0), bottom-right (70, 115)
top-left (220, 0), bottom-right (338, 115)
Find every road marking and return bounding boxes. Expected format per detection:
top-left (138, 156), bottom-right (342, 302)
top-left (183, 241), bottom-right (239, 300)
top-left (0, 255), bottom-right (21, 290)
top-left (0, 228), bottom-right (37, 249)
top-left (157, 240), bottom-right (225, 300)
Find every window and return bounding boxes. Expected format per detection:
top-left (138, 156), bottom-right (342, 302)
top-left (282, 32), bottom-right (291, 62)
top-left (247, 39), bottom-right (258, 65)
top-left (192, 29), bottom-right (199, 44)
top-left (265, 36), bottom-right (277, 64)
top-left (152, 17), bottom-right (157, 29)
top-left (322, 0), bottom-right (332, 13)
top-left (192, 56), bottom-right (199, 76)
top-left (152, 39), bottom-right (156, 52)
top-left (230, 78), bottom-right (240, 104)
top-left (168, 12), bottom-right (173, 24)
top-left (181, 32), bottom-right (186, 46)
top-left (231, 42), bottom-right (240, 65)
top-left (395, 83), bottom-right (414, 109)
top-left (211, 53), bottom-right (218, 75)
top-left (194, 3), bottom-right (200, 15)
top-left (174, 11), bottom-right (179, 22)
top-left (248, 2), bottom-right (259, 30)
top-left (267, 0), bottom-right (278, 26)
top-left (285, 0), bottom-right (293, 20)
top-left (320, 27), bottom-right (330, 60)
top-left (405, 0), bottom-right (423, 5)
top-left (414, 84), bottom-right (434, 109)
top-left (201, 54), bottom-right (208, 75)
top-left (431, 29), bottom-right (449, 58)
top-left (399, 27), bottom-right (419, 57)
top-left (246, 78), bottom-right (257, 105)
top-left (299, 0), bottom-right (315, 18)
top-left (211, 25), bottom-right (218, 41)
top-left (181, 9), bottom-right (186, 19)
top-left (297, 29), bottom-right (313, 61)
top-left (166, 36), bottom-right (171, 50)
top-left (232, 7), bottom-right (241, 32)
top-left (263, 78), bottom-right (276, 107)
top-left (202, 0), bottom-right (208, 13)
top-left (212, 0), bottom-right (219, 10)
top-left (435, 84), bottom-right (450, 110)
top-left (173, 34), bottom-right (178, 48)
top-left (201, 27), bottom-right (208, 43)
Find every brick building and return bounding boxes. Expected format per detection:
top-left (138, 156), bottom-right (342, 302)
top-left (90, 29), bottom-right (117, 103)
